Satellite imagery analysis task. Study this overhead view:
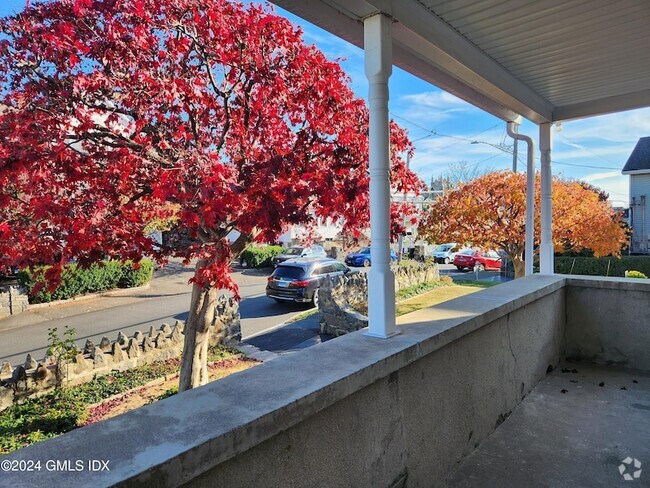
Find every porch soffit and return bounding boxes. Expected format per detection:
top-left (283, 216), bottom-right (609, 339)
top-left (270, 0), bottom-right (650, 124)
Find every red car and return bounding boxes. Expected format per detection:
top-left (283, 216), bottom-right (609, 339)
top-left (453, 249), bottom-right (502, 271)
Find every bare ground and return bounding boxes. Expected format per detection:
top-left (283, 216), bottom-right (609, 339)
top-left (84, 357), bottom-right (258, 424)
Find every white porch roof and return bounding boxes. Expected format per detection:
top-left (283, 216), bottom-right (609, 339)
top-left (271, 0), bottom-right (650, 124)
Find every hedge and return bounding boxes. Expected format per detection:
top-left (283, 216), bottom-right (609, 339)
top-left (18, 259), bottom-right (154, 304)
top-left (554, 256), bottom-right (650, 278)
top-left (240, 245), bottom-right (285, 268)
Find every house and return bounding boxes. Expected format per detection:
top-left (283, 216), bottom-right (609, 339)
top-left (4, 2), bottom-right (650, 487)
top-left (277, 217), bottom-right (342, 248)
top-left (622, 137), bottom-right (650, 254)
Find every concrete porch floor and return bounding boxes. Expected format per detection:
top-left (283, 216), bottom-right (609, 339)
top-left (443, 363), bottom-right (650, 488)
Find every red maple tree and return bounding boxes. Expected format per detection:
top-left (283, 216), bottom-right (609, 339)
top-left (0, 0), bottom-right (422, 389)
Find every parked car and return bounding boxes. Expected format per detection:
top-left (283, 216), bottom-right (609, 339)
top-left (271, 245), bottom-right (326, 267)
top-left (431, 243), bottom-right (458, 264)
top-left (475, 250), bottom-right (502, 271)
top-left (453, 249), bottom-right (502, 271)
top-left (266, 258), bottom-right (350, 306)
top-left (344, 247), bottom-right (398, 267)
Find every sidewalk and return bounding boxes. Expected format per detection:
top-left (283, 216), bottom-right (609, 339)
top-left (0, 260), bottom-right (196, 334)
top-left (244, 312), bottom-right (333, 356)
top-left (0, 261), bottom-right (298, 367)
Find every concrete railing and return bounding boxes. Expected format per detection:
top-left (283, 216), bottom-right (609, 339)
top-left (2, 275), bottom-right (648, 487)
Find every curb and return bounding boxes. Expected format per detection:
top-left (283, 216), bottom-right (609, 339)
top-left (235, 343), bottom-right (279, 362)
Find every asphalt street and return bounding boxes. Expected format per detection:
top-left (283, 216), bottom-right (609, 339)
top-left (0, 261), bottom-right (507, 366)
top-left (0, 261), bottom-right (306, 366)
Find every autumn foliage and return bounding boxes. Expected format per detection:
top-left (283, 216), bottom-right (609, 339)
top-left (0, 0), bottom-right (421, 287)
top-left (419, 171), bottom-right (627, 277)
top-left (0, 0), bottom-right (422, 389)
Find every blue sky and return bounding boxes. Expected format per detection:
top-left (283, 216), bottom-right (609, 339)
top-left (2, 0), bottom-right (648, 208)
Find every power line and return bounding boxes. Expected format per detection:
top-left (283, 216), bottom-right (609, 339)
top-left (469, 152), bottom-right (504, 169)
top-left (556, 132), bottom-right (621, 166)
top-left (551, 160), bottom-right (620, 170)
top-left (605, 189), bottom-right (628, 197)
top-left (390, 110), bottom-right (624, 171)
top-left (389, 111), bottom-right (500, 145)
top-left (434, 123), bottom-right (503, 151)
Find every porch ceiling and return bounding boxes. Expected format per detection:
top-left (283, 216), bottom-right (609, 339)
top-left (270, 0), bottom-right (650, 124)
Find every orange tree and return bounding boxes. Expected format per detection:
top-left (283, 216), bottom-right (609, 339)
top-left (419, 171), bottom-right (627, 278)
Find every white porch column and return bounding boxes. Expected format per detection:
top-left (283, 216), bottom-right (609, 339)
top-left (539, 122), bottom-right (554, 274)
top-left (364, 13), bottom-right (397, 338)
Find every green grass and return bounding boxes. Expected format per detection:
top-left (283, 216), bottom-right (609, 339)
top-left (285, 308), bottom-right (318, 324)
top-left (450, 280), bottom-right (500, 288)
top-left (395, 277), bottom-right (455, 300)
top-left (396, 280), bottom-right (500, 317)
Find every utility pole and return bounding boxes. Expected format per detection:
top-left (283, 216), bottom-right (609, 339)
top-left (512, 124), bottom-right (518, 172)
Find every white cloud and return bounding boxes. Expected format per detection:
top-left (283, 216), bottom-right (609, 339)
top-left (399, 91), bottom-right (480, 123)
top-left (407, 127), bottom-right (513, 177)
top-left (559, 108), bottom-right (650, 144)
top-left (402, 91), bottom-right (471, 108)
top-left (585, 175), bottom-right (629, 206)
top-left (584, 171), bottom-right (623, 183)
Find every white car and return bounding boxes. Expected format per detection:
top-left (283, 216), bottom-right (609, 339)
top-left (431, 243), bottom-right (458, 264)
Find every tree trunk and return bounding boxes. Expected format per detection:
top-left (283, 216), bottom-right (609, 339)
top-left (512, 256), bottom-right (526, 279)
top-left (178, 259), bottom-right (218, 392)
top-left (178, 231), bottom-right (258, 391)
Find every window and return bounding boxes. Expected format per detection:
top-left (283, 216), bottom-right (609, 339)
top-left (313, 265), bottom-right (331, 276)
top-left (273, 266), bottom-right (305, 279)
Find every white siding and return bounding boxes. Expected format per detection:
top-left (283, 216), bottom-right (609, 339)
top-left (630, 174), bottom-right (650, 253)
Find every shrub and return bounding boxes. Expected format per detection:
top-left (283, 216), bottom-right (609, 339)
top-left (46, 326), bottom-right (79, 387)
top-left (626, 270), bottom-right (648, 279)
top-left (17, 259), bottom-right (154, 304)
top-left (0, 388), bottom-right (87, 454)
top-left (555, 256), bottom-right (650, 277)
top-left (119, 260), bottom-right (154, 288)
top-left (240, 244), bottom-right (285, 268)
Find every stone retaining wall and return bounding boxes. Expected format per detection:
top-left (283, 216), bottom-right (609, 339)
top-left (319, 263), bottom-right (440, 336)
top-left (0, 281), bottom-right (29, 319)
top-left (0, 294), bottom-right (241, 411)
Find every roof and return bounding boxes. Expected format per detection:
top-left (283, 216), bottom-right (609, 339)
top-left (271, 0), bottom-right (650, 124)
top-left (622, 137), bottom-right (650, 174)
